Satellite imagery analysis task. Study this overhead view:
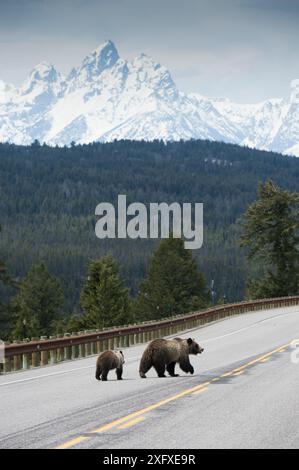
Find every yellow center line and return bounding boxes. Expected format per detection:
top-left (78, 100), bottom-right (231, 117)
top-left (260, 358), bottom-right (270, 363)
top-left (90, 381), bottom-right (212, 434)
top-left (54, 381), bottom-right (211, 448)
top-left (221, 372), bottom-right (233, 378)
top-left (229, 342), bottom-right (291, 374)
top-left (234, 370), bottom-right (244, 376)
top-left (55, 340), bottom-right (293, 449)
top-left (117, 416), bottom-right (146, 429)
top-left (55, 436), bottom-right (89, 450)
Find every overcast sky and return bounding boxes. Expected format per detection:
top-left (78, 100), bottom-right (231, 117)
top-left (0, 0), bottom-right (298, 103)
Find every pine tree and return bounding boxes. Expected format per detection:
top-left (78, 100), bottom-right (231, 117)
top-left (240, 180), bottom-right (299, 299)
top-left (135, 237), bottom-right (209, 321)
top-left (0, 225), bottom-right (15, 339)
top-left (80, 255), bottom-right (131, 329)
top-left (11, 263), bottom-right (64, 339)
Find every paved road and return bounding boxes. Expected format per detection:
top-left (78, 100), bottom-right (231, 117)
top-left (1, 306), bottom-right (299, 449)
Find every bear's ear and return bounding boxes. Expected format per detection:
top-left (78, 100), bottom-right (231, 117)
top-left (187, 338), bottom-right (193, 345)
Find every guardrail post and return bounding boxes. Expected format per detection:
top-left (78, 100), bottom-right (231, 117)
top-left (71, 343), bottom-right (77, 360)
top-left (70, 334), bottom-right (78, 359)
top-left (53, 334), bottom-right (62, 363)
top-left (31, 341), bottom-right (40, 368)
top-left (4, 354), bottom-right (12, 373)
top-left (22, 353), bottom-right (29, 370)
top-left (113, 335), bottom-right (119, 349)
top-left (39, 336), bottom-right (49, 366)
top-left (40, 350), bottom-right (48, 366)
top-left (90, 340), bottom-right (96, 355)
top-left (79, 342), bottom-right (86, 358)
top-left (50, 348), bottom-right (57, 365)
top-left (85, 341), bottom-right (91, 356)
top-left (102, 338), bottom-right (108, 351)
top-left (63, 334), bottom-right (72, 361)
top-left (12, 341), bottom-right (22, 372)
top-left (20, 339), bottom-right (30, 370)
top-left (48, 336), bottom-right (57, 364)
top-left (57, 345), bottom-right (64, 362)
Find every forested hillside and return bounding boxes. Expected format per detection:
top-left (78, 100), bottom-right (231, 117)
top-left (1, 139), bottom-right (299, 312)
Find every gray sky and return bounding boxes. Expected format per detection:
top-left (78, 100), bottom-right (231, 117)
top-left (0, 0), bottom-right (298, 103)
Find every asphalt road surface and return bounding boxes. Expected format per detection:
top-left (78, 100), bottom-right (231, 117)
top-left (1, 305), bottom-right (299, 449)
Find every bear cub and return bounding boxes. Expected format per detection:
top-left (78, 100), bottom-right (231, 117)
top-left (95, 350), bottom-right (125, 381)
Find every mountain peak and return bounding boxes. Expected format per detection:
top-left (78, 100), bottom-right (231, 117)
top-left (19, 61), bottom-right (62, 96)
top-left (76, 40), bottom-right (119, 82)
top-left (93, 39), bottom-right (118, 56)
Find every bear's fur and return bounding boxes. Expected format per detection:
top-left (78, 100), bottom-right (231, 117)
top-left (95, 350), bottom-right (125, 381)
top-left (139, 337), bottom-right (204, 378)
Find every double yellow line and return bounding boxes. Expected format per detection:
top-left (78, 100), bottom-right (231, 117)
top-left (55, 340), bottom-right (291, 449)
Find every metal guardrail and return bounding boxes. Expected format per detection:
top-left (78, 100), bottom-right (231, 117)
top-left (1, 296), bottom-right (299, 374)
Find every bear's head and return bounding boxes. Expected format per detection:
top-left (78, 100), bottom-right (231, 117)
top-left (187, 338), bottom-right (204, 355)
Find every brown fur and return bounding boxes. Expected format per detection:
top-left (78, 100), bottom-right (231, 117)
top-left (139, 337), bottom-right (204, 378)
top-left (95, 350), bottom-right (125, 381)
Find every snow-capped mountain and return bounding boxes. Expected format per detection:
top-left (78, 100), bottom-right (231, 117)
top-left (0, 40), bottom-right (299, 156)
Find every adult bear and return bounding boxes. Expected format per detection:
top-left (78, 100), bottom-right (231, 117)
top-left (139, 337), bottom-right (204, 378)
top-left (95, 350), bottom-right (125, 381)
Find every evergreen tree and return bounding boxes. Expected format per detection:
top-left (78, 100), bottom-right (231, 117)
top-left (240, 180), bottom-right (299, 299)
top-left (0, 225), bottom-right (15, 339)
top-left (11, 263), bottom-right (64, 339)
top-left (80, 255), bottom-right (131, 329)
top-left (135, 237), bottom-right (209, 321)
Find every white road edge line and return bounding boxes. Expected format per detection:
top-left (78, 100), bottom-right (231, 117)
top-left (0, 356), bottom-right (140, 386)
top-left (200, 309), bottom-right (299, 344)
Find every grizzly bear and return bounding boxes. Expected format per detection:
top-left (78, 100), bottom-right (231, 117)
top-left (139, 337), bottom-right (204, 378)
top-left (95, 350), bottom-right (125, 381)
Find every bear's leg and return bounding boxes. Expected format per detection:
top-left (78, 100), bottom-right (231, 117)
top-left (166, 362), bottom-right (179, 377)
top-left (95, 365), bottom-right (102, 381)
top-left (139, 354), bottom-right (153, 378)
top-left (152, 351), bottom-right (167, 377)
top-left (154, 363), bottom-right (166, 377)
top-left (101, 368), bottom-right (109, 381)
top-left (153, 358), bottom-right (166, 377)
top-left (179, 358), bottom-right (194, 375)
top-left (116, 366), bottom-right (123, 380)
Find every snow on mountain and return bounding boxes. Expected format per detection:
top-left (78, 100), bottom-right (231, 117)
top-left (0, 40), bottom-right (298, 156)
